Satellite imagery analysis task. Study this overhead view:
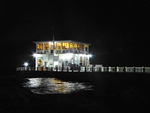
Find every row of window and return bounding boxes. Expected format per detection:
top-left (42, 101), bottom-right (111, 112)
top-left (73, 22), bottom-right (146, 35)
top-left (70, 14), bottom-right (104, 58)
top-left (37, 57), bottom-right (89, 67)
top-left (37, 42), bottom-right (89, 51)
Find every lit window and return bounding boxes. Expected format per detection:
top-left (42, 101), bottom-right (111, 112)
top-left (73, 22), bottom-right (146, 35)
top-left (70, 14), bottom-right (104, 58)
top-left (78, 44), bottom-right (82, 50)
top-left (44, 43), bottom-right (49, 50)
top-left (74, 43), bottom-right (77, 49)
top-left (50, 44), bottom-right (54, 50)
top-left (37, 43), bottom-right (43, 50)
top-left (62, 42), bottom-right (69, 49)
top-left (85, 45), bottom-right (89, 51)
top-left (56, 43), bottom-right (61, 50)
top-left (85, 45), bottom-right (88, 47)
top-left (70, 43), bottom-right (74, 48)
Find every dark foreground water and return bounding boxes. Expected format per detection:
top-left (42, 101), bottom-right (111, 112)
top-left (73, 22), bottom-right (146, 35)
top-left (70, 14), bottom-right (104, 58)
top-left (1, 73), bottom-right (150, 113)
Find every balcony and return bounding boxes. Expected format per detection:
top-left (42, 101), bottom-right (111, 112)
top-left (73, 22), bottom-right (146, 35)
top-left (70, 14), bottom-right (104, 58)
top-left (36, 49), bottom-right (89, 54)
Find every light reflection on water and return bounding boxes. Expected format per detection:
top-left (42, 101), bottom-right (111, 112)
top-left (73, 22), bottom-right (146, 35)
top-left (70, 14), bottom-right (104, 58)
top-left (23, 78), bottom-right (93, 94)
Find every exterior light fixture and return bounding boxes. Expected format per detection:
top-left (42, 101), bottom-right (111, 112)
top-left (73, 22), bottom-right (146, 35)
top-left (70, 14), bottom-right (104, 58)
top-left (24, 62), bottom-right (29, 67)
top-left (32, 53), bottom-right (41, 57)
top-left (78, 54), bottom-right (92, 57)
top-left (88, 54), bottom-right (92, 57)
top-left (33, 53), bottom-right (37, 57)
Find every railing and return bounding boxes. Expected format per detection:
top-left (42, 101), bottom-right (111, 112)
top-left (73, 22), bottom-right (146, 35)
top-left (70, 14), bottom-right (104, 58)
top-left (36, 49), bottom-right (89, 54)
top-left (16, 66), bottom-right (150, 73)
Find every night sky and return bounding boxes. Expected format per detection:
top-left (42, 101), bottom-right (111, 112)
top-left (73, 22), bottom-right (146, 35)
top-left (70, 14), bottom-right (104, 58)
top-left (1, 0), bottom-right (150, 74)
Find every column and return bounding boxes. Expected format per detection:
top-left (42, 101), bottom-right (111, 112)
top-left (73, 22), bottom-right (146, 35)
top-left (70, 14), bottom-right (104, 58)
top-left (84, 45), bottom-right (85, 54)
top-left (35, 56), bottom-right (37, 70)
top-left (61, 42), bottom-right (62, 50)
top-left (60, 42), bottom-right (62, 50)
top-left (69, 42), bottom-right (70, 49)
top-left (48, 42), bottom-right (50, 54)
top-left (49, 42), bottom-right (51, 54)
top-left (87, 57), bottom-right (90, 66)
top-left (36, 43), bottom-right (37, 53)
top-left (82, 56), bottom-right (84, 66)
top-left (42, 43), bottom-right (44, 53)
top-left (87, 46), bottom-right (89, 53)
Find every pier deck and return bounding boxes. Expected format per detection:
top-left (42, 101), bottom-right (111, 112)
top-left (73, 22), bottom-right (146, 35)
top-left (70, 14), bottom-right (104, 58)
top-left (16, 66), bottom-right (150, 73)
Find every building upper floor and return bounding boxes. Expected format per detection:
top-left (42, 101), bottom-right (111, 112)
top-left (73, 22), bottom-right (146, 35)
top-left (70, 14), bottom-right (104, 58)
top-left (34, 40), bottom-right (91, 54)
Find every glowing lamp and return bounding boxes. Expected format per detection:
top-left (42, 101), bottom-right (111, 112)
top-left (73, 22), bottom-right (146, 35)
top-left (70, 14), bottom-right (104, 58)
top-left (88, 54), bottom-right (92, 57)
top-left (33, 54), bottom-right (37, 57)
top-left (24, 62), bottom-right (29, 67)
top-left (33, 53), bottom-right (40, 57)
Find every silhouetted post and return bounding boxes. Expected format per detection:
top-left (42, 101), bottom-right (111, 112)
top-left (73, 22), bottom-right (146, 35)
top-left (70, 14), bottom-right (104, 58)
top-left (72, 66), bottom-right (74, 72)
top-left (143, 66), bottom-right (145, 73)
top-left (92, 67), bottom-right (93, 72)
top-left (85, 66), bottom-right (86, 72)
top-left (115, 67), bottom-right (117, 73)
top-left (99, 67), bottom-right (100, 72)
top-left (107, 67), bottom-right (109, 72)
top-left (78, 66), bottom-right (80, 72)
top-left (67, 67), bottom-right (69, 72)
top-left (51, 67), bottom-right (53, 72)
top-left (56, 67), bottom-right (58, 72)
top-left (133, 66), bottom-right (135, 73)
top-left (62, 66), bottom-right (63, 72)
top-left (124, 67), bottom-right (126, 73)
top-left (76, 65), bottom-right (78, 70)
top-left (115, 67), bottom-right (117, 72)
top-left (27, 67), bottom-right (29, 71)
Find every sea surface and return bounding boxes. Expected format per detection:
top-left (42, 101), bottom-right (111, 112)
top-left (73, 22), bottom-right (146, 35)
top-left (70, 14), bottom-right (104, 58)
top-left (0, 73), bottom-right (150, 113)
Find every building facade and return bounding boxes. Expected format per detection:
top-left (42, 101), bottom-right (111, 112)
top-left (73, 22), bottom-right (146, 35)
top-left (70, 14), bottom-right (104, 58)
top-left (33, 40), bottom-right (91, 70)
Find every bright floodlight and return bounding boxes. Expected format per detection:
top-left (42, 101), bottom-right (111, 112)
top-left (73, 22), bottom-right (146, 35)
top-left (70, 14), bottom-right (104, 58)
top-left (33, 53), bottom-right (41, 57)
top-left (24, 62), bottom-right (29, 67)
top-left (33, 53), bottom-right (37, 57)
top-left (88, 54), bottom-right (92, 57)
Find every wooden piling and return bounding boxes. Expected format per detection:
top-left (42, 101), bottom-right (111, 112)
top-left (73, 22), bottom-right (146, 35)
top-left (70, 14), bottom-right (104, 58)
top-left (99, 67), bottom-right (101, 72)
top-left (92, 67), bottom-right (93, 72)
top-left (78, 67), bottom-right (80, 72)
top-left (56, 67), bottom-right (58, 72)
top-left (51, 67), bottom-right (53, 72)
top-left (62, 67), bottom-right (63, 72)
top-left (67, 67), bottom-right (69, 72)
top-left (143, 67), bottom-right (145, 73)
top-left (85, 67), bottom-right (86, 72)
top-left (72, 66), bottom-right (74, 72)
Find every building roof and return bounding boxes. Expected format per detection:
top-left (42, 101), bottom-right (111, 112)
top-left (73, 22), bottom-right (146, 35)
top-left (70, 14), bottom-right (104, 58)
top-left (33, 40), bottom-right (91, 45)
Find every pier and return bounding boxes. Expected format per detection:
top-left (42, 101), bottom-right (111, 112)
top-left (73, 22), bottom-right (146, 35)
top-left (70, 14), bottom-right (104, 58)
top-left (16, 66), bottom-right (150, 73)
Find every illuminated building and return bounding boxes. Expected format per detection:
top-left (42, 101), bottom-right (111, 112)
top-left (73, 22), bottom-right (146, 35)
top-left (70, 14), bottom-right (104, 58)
top-left (33, 40), bottom-right (92, 70)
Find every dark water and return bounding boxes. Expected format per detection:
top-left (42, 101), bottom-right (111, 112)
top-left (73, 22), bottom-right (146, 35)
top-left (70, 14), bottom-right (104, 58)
top-left (1, 73), bottom-right (150, 113)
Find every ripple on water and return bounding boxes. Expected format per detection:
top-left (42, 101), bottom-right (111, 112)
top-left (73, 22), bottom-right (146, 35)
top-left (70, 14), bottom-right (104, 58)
top-left (23, 78), bottom-right (93, 94)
